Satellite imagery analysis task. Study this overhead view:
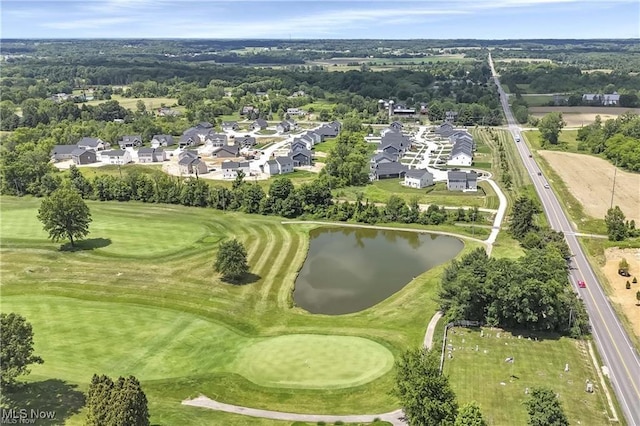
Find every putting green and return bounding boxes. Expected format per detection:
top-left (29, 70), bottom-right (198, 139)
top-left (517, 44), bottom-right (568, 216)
top-left (232, 334), bottom-right (394, 389)
top-left (2, 295), bottom-right (392, 389)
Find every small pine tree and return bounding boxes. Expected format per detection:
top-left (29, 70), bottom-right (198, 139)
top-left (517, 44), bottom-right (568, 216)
top-left (636, 290), bottom-right (640, 305)
top-left (626, 282), bottom-right (631, 290)
top-left (86, 374), bottom-right (114, 426)
top-left (633, 277), bottom-right (638, 284)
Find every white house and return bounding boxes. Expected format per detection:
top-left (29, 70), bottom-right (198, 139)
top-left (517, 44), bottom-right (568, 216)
top-left (404, 169), bottom-right (434, 189)
top-left (264, 156), bottom-right (294, 176)
top-left (100, 149), bottom-right (132, 165)
top-left (221, 161), bottom-right (251, 179)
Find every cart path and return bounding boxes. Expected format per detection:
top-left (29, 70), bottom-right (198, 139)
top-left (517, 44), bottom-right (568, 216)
top-left (181, 311), bottom-right (445, 425)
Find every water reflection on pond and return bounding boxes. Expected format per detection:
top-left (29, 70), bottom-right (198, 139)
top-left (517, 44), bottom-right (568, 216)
top-left (293, 227), bottom-right (464, 315)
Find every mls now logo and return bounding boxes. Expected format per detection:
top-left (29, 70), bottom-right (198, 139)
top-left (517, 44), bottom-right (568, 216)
top-left (1, 409), bottom-right (56, 424)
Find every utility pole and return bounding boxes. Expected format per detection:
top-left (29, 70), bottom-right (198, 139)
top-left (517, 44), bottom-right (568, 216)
top-left (610, 158), bottom-right (618, 209)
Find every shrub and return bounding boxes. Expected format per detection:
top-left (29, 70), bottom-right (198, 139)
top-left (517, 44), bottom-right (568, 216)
top-left (626, 281), bottom-right (631, 289)
top-left (634, 277), bottom-right (638, 284)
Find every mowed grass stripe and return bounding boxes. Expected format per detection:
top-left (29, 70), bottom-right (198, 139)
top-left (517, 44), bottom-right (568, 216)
top-left (257, 224), bottom-right (291, 310)
top-left (277, 228), bottom-right (308, 309)
top-left (247, 222), bottom-right (272, 277)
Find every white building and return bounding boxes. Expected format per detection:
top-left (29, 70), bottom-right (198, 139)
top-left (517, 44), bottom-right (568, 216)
top-left (100, 150), bottom-right (132, 165)
top-left (404, 169), bottom-right (434, 189)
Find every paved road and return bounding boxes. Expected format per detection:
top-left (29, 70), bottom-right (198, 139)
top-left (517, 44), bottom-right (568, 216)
top-left (489, 52), bottom-right (640, 425)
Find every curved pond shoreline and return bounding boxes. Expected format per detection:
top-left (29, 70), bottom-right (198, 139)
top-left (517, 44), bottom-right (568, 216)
top-left (293, 226), bottom-right (463, 315)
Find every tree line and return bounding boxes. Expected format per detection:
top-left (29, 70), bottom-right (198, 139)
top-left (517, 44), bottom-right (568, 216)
top-left (576, 112), bottom-right (640, 171)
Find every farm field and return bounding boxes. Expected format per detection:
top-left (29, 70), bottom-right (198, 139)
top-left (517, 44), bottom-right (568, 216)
top-left (0, 196), bottom-right (481, 424)
top-left (600, 247), bottom-right (640, 340)
top-left (529, 106), bottom-right (640, 127)
top-left (443, 327), bottom-right (614, 425)
top-left (538, 151), bottom-right (640, 223)
top-left (85, 94), bottom-right (181, 111)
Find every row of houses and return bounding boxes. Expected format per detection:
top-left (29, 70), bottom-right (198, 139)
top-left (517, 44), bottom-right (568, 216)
top-left (433, 122), bottom-right (476, 167)
top-left (370, 122), bottom-right (411, 180)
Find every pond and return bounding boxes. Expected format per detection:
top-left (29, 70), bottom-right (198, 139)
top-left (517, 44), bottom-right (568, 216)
top-left (293, 227), bottom-right (464, 315)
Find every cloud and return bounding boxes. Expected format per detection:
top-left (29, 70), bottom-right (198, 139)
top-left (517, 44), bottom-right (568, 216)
top-left (42, 17), bottom-right (134, 30)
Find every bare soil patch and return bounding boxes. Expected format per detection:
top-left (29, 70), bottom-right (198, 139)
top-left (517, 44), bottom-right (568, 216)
top-left (539, 151), bottom-right (640, 222)
top-left (603, 247), bottom-right (640, 339)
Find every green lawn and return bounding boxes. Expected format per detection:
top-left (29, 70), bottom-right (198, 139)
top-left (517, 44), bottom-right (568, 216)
top-left (444, 327), bottom-right (614, 425)
top-left (518, 95), bottom-right (555, 107)
top-left (336, 180), bottom-right (493, 209)
top-left (1, 196), bottom-right (482, 424)
top-left (524, 129), bottom-right (580, 152)
top-left (313, 138), bottom-right (338, 153)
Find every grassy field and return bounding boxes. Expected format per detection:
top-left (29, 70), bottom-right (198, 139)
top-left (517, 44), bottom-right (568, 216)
top-left (444, 327), bottom-right (614, 425)
top-left (335, 180), bottom-right (497, 209)
top-left (0, 196), bottom-right (483, 424)
top-left (528, 106), bottom-right (640, 128)
top-left (518, 94), bottom-right (555, 107)
top-left (85, 94), bottom-right (181, 111)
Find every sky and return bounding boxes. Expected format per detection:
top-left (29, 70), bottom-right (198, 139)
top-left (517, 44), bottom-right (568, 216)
top-left (1, 0), bottom-right (639, 39)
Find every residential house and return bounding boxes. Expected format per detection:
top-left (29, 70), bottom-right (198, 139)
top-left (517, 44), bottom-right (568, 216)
top-left (77, 137), bottom-right (109, 151)
top-left (71, 148), bottom-right (97, 165)
top-left (264, 156), bottom-right (294, 176)
top-left (447, 135), bottom-right (474, 167)
top-left (287, 108), bottom-right (305, 116)
top-left (157, 107), bottom-right (180, 116)
top-left (434, 122), bottom-right (455, 137)
top-left (241, 105), bottom-right (258, 116)
top-left (204, 133), bottom-right (228, 148)
top-left (222, 121), bottom-right (239, 131)
top-left (100, 150), bottom-right (132, 165)
top-left (370, 162), bottom-right (409, 180)
top-left (392, 104), bottom-right (416, 115)
top-left (370, 152), bottom-right (398, 169)
top-left (212, 145), bottom-right (240, 158)
top-left (251, 119), bottom-right (268, 131)
top-left (50, 144), bottom-right (78, 161)
top-left (583, 93), bottom-right (621, 106)
top-left (151, 134), bottom-right (174, 148)
top-left (178, 151), bottom-right (208, 175)
top-left (305, 131), bottom-right (323, 144)
top-left (380, 127), bottom-right (401, 137)
top-left (291, 149), bottom-right (312, 166)
top-left (447, 171), bottom-right (477, 192)
top-left (315, 124), bottom-right (339, 139)
top-left (137, 147), bottom-right (166, 163)
top-left (179, 134), bottom-right (199, 148)
top-left (221, 161), bottom-right (251, 179)
top-left (118, 135), bottom-right (142, 149)
top-left (235, 136), bottom-right (257, 148)
top-left (445, 111), bottom-right (458, 122)
top-left (404, 169), bottom-right (434, 189)
top-left (276, 121), bottom-right (291, 133)
top-left (291, 139), bottom-right (311, 152)
top-left (286, 119), bottom-right (298, 130)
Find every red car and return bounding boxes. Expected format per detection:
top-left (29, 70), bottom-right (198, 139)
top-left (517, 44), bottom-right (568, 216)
top-left (578, 280), bottom-right (586, 288)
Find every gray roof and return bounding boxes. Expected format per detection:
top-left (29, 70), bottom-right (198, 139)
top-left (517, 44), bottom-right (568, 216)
top-left (435, 123), bottom-right (455, 137)
top-left (253, 119), bottom-right (268, 128)
top-left (372, 152), bottom-right (398, 163)
top-left (77, 137), bottom-right (102, 147)
top-left (101, 150), bottom-right (126, 157)
top-left (138, 147), bottom-right (155, 155)
top-left (178, 157), bottom-right (194, 166)
top-left (450, 144), bottom-right (472, 158)
top-left (405, 169), bottom-right (433, 179)
top-left (315, 124), bottom-right (338, 137)
top-left (275, 156), bottom-right (293, 166)
top-left (213, 145), bottom-right (239, 155)
top-left (448, 171), bottom-right (477, 182)
top-left (236, 136), bottom-right (256, 145)
top-left (51, 144), bottom-right (78, 155)
top-left (222, 161), bottom-right (250, 169)
top-left (266, 159), bottom-right (278, 166)
top-left (374, 162), bottom-right (409, 177)
top-left (121, 135), bottom-right (141, 142)
top-left (181, 150), bottom-right (198, 158)
top-left (197, 122), bottom-right (214, 129)
top-left (71, 148), bottom-right (90, 156)
top-left (152, 134), bottom-right (174, 144)
top-left (292, 148), bottom-right (312, 158)
top-left (222, 121), bottom-right (238, 127)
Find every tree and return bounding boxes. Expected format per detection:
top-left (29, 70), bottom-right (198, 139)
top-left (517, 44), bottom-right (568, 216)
top-left (618, 258), bottom-right (630, 275)
top-left (37, 188), bottom-right (92, 247)
top-left (524, 387), bottom-right (569, 426)
top-left (68, 165), bottom-right (93, 198)
top-left (636, 290), bottom-right (640, 306)
top-left (214, 239), bottom-right (249, 282)
top-left (538, 112), bottom-right (565, 146)
top-left (509, 196), bottom-right (539, 240)
top-left (455, 402), bottom-right (487, 426)
top-left (86, 374), bottom-right (150, 426)
top-left (0, 313), bottom-right (44, 388)
top-left (395, 347), bottom-right (458, 426)
top-left (605, 206), bottom-right (628, 241)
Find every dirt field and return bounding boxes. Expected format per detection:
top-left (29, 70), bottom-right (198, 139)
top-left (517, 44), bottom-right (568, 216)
top-left (603, 247), bottom-right (640, 339)
top-left (539, 151), bottom-right (640, 223)
top-left (530, 107), bottom-right (640, 127)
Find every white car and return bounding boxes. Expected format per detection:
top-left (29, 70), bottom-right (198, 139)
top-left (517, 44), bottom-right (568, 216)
top-left (544, 183), bottom-right (550, 189)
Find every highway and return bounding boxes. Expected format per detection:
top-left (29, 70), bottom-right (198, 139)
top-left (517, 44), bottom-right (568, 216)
top-left (489, 53), bottom-right (640, 425)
